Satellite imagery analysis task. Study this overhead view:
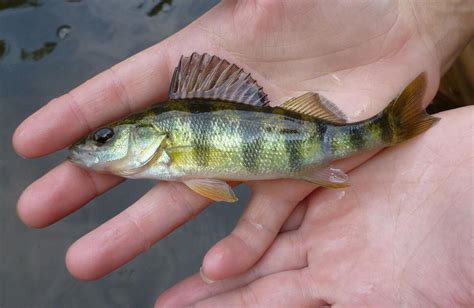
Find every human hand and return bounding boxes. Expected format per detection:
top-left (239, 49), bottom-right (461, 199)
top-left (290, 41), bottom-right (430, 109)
top-left (156, 107), bottom-right (473, 306)
top-left (14, 0), bottom-right (472, 287)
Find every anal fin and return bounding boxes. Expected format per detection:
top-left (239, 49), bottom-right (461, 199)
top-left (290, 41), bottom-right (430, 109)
top-left (299, 166), bottom-right (350, 188)
top-left (184, 179), bottom-right (238, 203)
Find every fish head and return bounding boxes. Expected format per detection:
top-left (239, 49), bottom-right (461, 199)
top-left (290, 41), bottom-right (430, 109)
top-left (69, 120), bottom-right (167, 176)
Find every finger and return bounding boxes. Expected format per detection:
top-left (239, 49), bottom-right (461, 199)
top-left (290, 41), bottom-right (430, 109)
top-left (281, 200), bottom-right (308, 232)
top-left (192, 269), bottom-right (327, 307)
top-left (201, 179), bottom-right (314, 281)
top-left (156, 231), bottom-right (307, 307)
top-left (17, 161), bottom-right (123, 228)
top-left (65, 181), bottom-right (213, 280)
top-left (201, 150), bottom-right (379, 282)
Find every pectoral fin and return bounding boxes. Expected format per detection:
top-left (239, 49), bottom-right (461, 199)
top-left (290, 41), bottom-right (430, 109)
top-left (299, 166), bottom-right (350, 188)
top-left (184, 179), bottom-right (238, 203)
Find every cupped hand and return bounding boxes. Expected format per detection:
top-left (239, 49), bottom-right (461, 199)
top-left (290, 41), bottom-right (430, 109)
top-left (13, 0), bottom-right (472, 287)
top-left (156, 107), bottom-right (473, 307)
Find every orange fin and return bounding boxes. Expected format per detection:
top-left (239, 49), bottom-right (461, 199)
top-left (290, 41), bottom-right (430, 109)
top-left (184, 179), bottom-right (238, 203)
top-left (279, 92), bottom-right (347, 123)
top-left (169, 53), bottom-right (270, 106)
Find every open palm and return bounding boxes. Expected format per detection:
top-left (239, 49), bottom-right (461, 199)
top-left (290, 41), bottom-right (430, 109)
top-left (156, 108), bottom-right (473, 306)
top-left (14, 0), bottom-right (473, 305)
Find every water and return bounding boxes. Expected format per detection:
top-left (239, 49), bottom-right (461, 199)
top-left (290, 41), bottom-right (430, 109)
top-left (0, 1), bottom-right (249, 307)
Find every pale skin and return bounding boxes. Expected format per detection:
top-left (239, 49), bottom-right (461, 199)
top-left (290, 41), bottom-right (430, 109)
top-left (13, 1), bottom-right (473, 307)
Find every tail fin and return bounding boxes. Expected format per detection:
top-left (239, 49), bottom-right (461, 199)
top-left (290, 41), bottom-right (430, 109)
top-left (383, 73), bottom-right (440, 144)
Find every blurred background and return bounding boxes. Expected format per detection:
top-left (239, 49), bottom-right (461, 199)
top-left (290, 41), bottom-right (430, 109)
top-left (0, 1), bottom-right (472, 307)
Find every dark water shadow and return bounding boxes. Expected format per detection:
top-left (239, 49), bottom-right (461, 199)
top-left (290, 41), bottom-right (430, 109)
top-left (20, 41), bottom-right (57, 61)
top-left (0, 39), bottom-right (9, 59)
top-left (0, 0), bottom-right (40, 11)
top-left (147, 0), bottom-right (173, 16)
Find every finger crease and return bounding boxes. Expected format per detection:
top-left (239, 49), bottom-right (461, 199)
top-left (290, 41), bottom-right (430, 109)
top-left (231, 230), bottom-right (262, 258)
top-left (107, 67), bottom-right (133, 115)
top-left (122, 209), bottom-right (151, 252)
top-left (298, 270), bottom-right (314, 301)
top-left (240, 217), bottom-right (276, 238)
top-left (290, 231), bottom-right (307, 267)
top-left (256, 190), bottom-right (302, 208)
top-left (65, 91), bottom-right (93, 132)
top-left (240, 284), bottom-right (260, 306)
top-left (80, 169), bottom-right (101, 198)
top-left (245, 265), bottom-right (263, 282)
top-left (302, 268), bottom-right (325, 302)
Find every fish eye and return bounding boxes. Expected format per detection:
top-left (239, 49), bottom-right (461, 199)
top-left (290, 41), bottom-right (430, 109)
top-left (93, 127), bottom-right (114, 145)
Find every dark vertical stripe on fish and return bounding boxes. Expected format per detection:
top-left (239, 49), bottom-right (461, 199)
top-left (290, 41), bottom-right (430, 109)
top-left (285, 138), bottom-right (302, 171)
top-left (241, 120), bottom-right (263, 174)
top-left (381, 112), bottom-right (394, 144)
top-left (348, 126), bottom-right (366, 152)
top-left (276, 110), bottom-right (304, 171)
top-left (282, 121), bottom-right (303, 171)
top-left (189, 101), bottom-right (212, 167)
top-left (317, 122), bottom-right (331, 159)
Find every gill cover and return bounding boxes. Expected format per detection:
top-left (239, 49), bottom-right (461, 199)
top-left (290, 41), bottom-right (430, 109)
top-left (114, 125), bottom-right (167, 177)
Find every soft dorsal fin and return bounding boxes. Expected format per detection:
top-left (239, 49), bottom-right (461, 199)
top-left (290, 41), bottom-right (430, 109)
top-left (279, 92), bottom-right (347, 123)
top-left (169, 53), bottom-right (270, 106)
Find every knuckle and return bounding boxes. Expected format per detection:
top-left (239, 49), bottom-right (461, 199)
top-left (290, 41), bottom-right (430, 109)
top-left (106, 67), bottom-right (133, 114)
top-left (65, 91), bottom-right (93, 131)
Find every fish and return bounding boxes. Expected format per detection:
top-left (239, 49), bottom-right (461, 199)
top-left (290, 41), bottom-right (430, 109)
top-left (69, 53), bottom-right (439, 202)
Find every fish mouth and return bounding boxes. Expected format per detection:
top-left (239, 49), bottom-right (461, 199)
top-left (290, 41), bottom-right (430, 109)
top-left (68, 149), bottom-right (86, 166)
top-left (68, 148), bottom-right (97, 169)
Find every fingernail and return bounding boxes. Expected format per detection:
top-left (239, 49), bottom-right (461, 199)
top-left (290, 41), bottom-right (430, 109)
top-left (199, 267), bottom-right (215, 284)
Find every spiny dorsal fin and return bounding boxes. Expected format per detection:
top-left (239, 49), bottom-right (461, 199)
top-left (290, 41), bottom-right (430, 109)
top-left (279, 92), bottom-right (347, 123)
top-left (169, 53), bottom-right (270, 106)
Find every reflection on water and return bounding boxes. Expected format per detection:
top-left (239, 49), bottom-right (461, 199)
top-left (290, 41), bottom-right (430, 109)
top-left (16, 23), bottom-right (70, 61)
top-left (0, 0), bottom-right (40, 11)
top-left (20, 41), bottom-right (57, 61)
top-left (0, 0), bottom-right (179, 62)
top-left (56, 25), bottom-right (72, 39)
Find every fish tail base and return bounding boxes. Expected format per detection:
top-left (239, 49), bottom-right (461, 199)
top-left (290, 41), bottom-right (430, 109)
top-left (383, 73), bottom-right (440, 145)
